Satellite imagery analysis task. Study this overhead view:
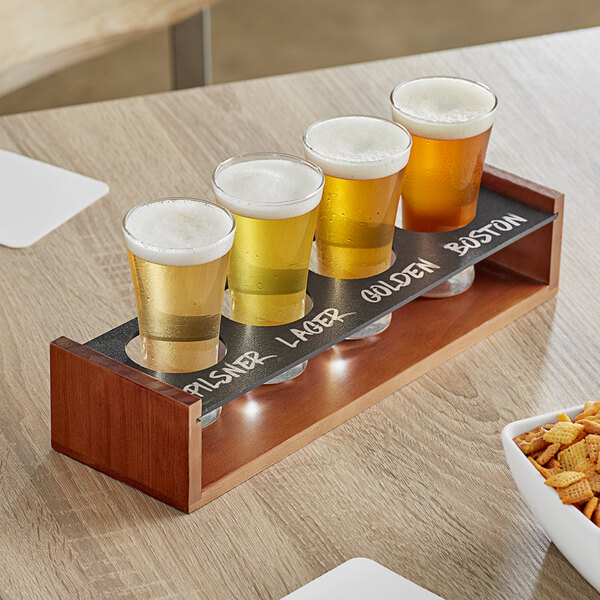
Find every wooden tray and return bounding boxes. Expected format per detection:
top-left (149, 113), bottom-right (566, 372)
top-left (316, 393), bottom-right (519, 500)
top-left (50, 165), bottom-right (563, 512)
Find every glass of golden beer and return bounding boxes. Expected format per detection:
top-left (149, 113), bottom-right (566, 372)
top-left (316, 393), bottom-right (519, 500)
top-left (303, 115), bottom-right (412, 337)
top-left (212, 153), bottom-right (324, 383)
top-left (391, 76), bottom-right (498, 297)
top-left (122, 197), bottom-right (235, 426)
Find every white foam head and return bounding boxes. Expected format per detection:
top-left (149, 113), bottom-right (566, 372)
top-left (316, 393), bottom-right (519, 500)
top-left (212, 153), bottom-right (324, 220)
top-left (391, 76), bottom-right (497, 140)
top-left (302, 115), bottom-right (412, 180)
top-left (123, 198), bottom-right (235, 266)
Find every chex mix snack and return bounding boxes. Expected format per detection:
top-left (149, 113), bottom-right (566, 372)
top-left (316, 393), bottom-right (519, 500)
top-left (514, 401), bottom-right (600, 527)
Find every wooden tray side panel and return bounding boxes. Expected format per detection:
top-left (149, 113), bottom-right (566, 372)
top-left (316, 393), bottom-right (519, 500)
top-left (50, 338), bottom-right (202, 511)
top-left (482, 165), bottom-right (564, 288)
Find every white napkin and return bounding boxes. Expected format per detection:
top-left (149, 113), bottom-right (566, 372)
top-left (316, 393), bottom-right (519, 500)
top-left (283, 558), bottom-right (443, 599)
top-left (0, 149), bottom-right (109, 248)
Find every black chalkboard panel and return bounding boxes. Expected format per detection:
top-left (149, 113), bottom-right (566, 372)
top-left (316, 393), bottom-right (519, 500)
top-left (87, 185), bottom-right (557, 416)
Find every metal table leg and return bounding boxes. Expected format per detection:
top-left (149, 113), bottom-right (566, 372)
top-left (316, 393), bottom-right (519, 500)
top-left (171, 7), bottom-right (212, 89)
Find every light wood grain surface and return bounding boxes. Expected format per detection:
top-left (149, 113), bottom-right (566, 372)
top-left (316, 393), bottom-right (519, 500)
top-left (0, 0), bottom-right (217, 97)
top-left (0, 27), bottom-right (599, 599)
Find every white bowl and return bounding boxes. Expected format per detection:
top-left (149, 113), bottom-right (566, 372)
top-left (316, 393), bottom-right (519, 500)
top-left (502, 405), bottom-right (600, 592)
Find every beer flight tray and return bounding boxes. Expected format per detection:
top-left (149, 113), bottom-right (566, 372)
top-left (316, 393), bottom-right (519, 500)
top-left (50, 165), bottom-right (563, 512)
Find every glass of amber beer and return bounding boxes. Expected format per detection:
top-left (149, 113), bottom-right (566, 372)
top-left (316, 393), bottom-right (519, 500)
top-left (303, 115), bottom-right (412, 337)
top-left (212, 153), bottom-right (324, 383)
top-left (391, 76), bottom-right (498, 297)
top-left (122, 197), bottom-right (235, 426)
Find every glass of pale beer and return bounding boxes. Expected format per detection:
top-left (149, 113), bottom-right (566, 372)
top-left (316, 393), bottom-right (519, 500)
top-left (122, 197), bottom-right (235, 426)
top-left (212, 153), bottom-right (324, 383)
top-left (391, 76), bottom-right (498, 297)
top-left (303, 115), bottom-right (412, 337)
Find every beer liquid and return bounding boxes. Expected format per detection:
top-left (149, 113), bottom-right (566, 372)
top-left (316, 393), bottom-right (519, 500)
top-left (128, 250), bottom-right (229, 373)
top-left (401, 128), bottom-right (491, 232)
top-left (316, 170), bottom-right (404, 279)
top-left (228, 208), bottom-right (318, 326)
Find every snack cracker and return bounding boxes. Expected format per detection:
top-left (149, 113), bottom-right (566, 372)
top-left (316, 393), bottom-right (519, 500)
top-left (588, 475), bottom-right (600, 494)
top-left (536, 443), bottom-right (561, 466)
top-left (575, 401), bottom-right (600, 421)
top-left (558, 441), bottom-right (589, 471)
top-left (574, 458), bottom-right (596, 474)
top-left (527, 457), bottom-right (550, 478)
top-left (557, 479), bottom-right (594, 505)
top-left (544, 422), bottom-right (584, 445)
top-left (583, 497), bottom-right (599, 519)
top-left (547, 457), bottom-right (561, 470)
top-left (544, 471), bottom-right (586, 489)
top-left (581, 420), bottom-right (600, 435)
top-left (586, 434), bottom-right (600, 464)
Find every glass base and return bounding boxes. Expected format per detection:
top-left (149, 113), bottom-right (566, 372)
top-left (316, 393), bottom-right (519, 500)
top-left (265, 360), bottom-right (308, 384)
top-left (201, 406), bottom-right (222, 428)
top-left (347, 313), bottom-right (392, 339)
top-left (423, 266), bottom-right (475, 298)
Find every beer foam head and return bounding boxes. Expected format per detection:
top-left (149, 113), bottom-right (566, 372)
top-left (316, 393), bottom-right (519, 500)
top-left (123, 198), bottom-right (235, 266)
top-left (391, 76), bottom-right (497, 140)
top-left (302, 115), bottom-right (412, 180)
top-left (212, 154), bottom-right (325, 220)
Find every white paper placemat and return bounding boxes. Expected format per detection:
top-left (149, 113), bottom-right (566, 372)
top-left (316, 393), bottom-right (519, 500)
top-left (0, 149), bottom-right (109, 248)
top-left (282, 558), bottom-right (444, 599)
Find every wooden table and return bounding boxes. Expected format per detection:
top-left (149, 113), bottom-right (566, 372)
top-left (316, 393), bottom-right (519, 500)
top-left (0, 27), bottom-right (598, 600)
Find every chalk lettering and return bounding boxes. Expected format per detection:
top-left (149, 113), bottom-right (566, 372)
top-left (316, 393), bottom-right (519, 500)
top-left (458, 236), bottom-right (481, 249)
top-left (371, 283), bottom-right (392, 298)
top-left (220, 363), bottom-right (246, 378)
top-left (444, 213), bottom-right (528, 257)
top-left (209, 371), bottom-right (231, 385)
top-left (191, 378), bottom-right (219, 393)
top-left (361, 257), bottom-right (441, 303)
top-left (470, 230), bottom-right (492, 244)
top-left (490, 218), bottom-right (513, 232)
top-left (361, 289), bottom-right (381, 303)
top-left (379, 280), bottom-right (403, 293)
top-left (476, 223), bottom-right (502, 238)
top-left (287, 328), bottom-right (310, 345)
top-left (183, 351), bottom-right (278, 398)
top-left (313, 308), bottom-right (342, 328)
top-left (182, 381), bottom-right (210, 398)
top-left (276, 308), bottom-right (356, 348)
top-left (415, 258), bottom-right (441, 273)
top-left (304, 321), bottom-right (323, 335)
top-left (443, 242), bottom-right (463, 254)
top-left (389, 272), bottom-right (411, 287)
top-left (504, 213), bottom-right (528, 227)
